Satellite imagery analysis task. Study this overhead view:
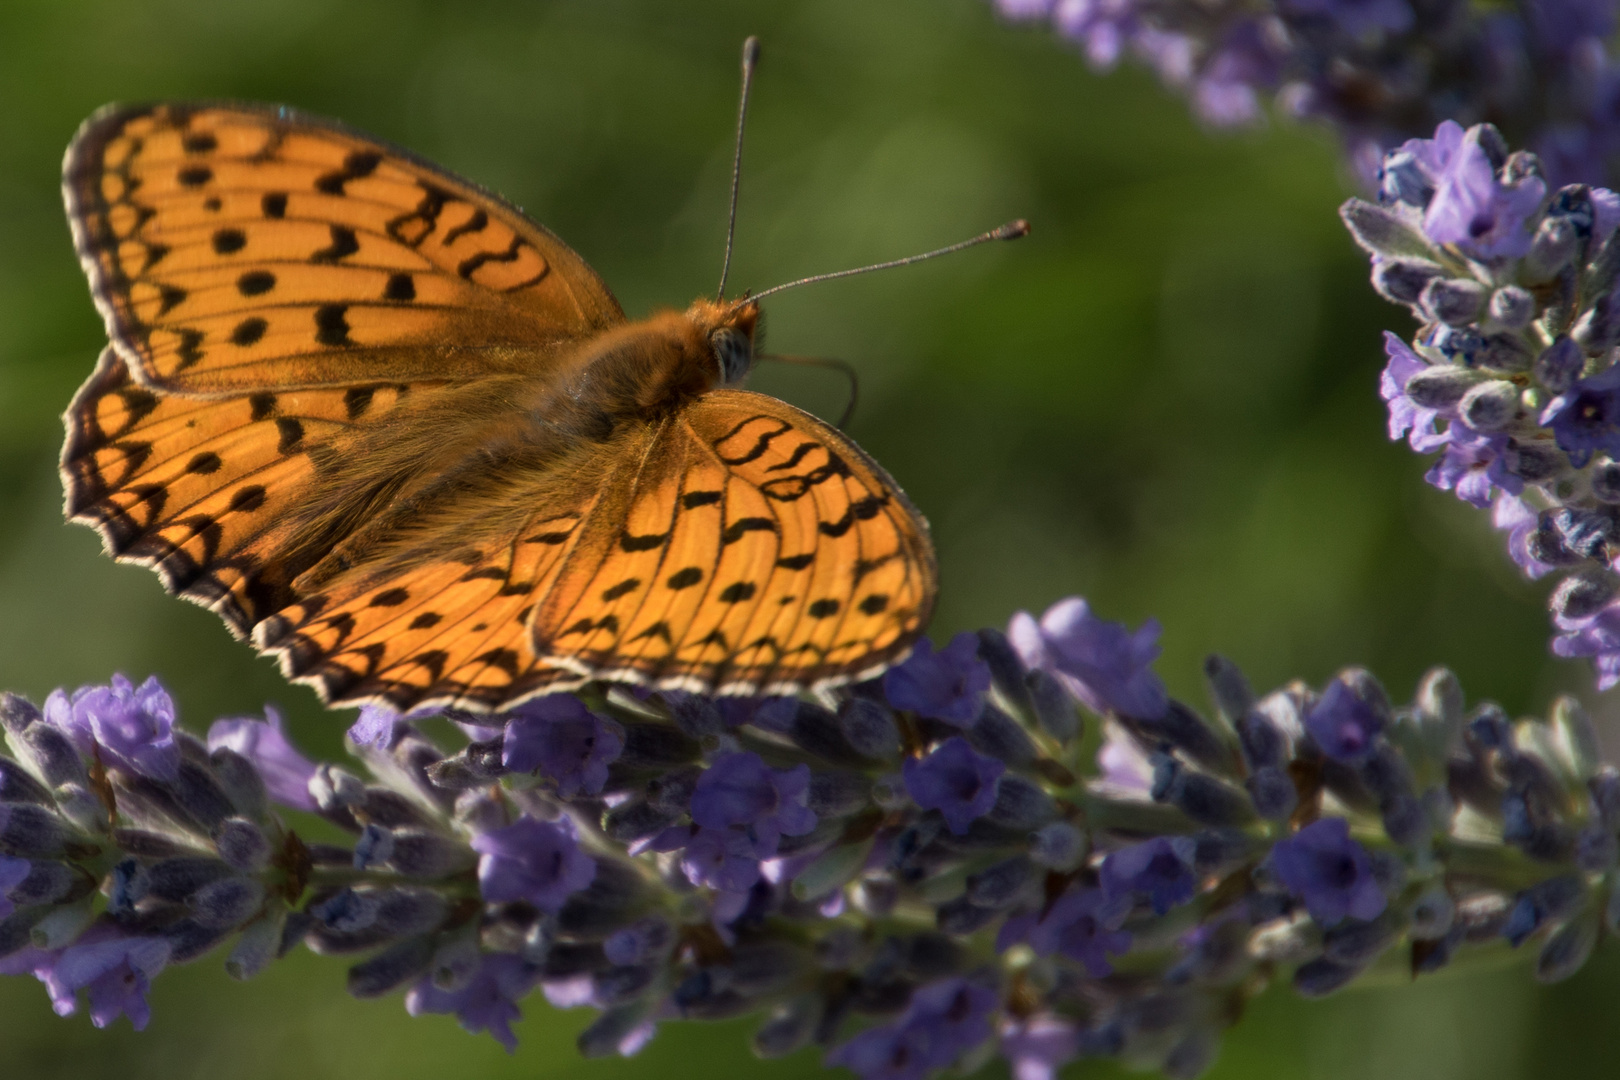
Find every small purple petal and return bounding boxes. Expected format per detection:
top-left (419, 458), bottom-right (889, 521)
top-left (902, 737), bottom-right (1004, 835)
top-left (207, 707), bottom-right (318, 812)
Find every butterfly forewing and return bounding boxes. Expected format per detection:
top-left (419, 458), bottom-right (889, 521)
top-left (64, 102), bottom-right (624, 394)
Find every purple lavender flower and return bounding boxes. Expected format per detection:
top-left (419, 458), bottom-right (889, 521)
top-left (1495, 494), bottom-right (1559, 579)
top-left (680, 825), bottom-right (769, 893)
top-left (826, 978), bottom-right (998, 1080)
top-left (1100, 836), bottom-right (1198, 914)
top-left (501, 695), bottom-right (624, 799)
top-left (882, 633), bottom-right (992, 726)
top-left (44, 675), bottom-right (178, 781)
top-left (1379, 121), bottom-right (1465, 206)
top-left (405, 953), bottom-right (540, 1052)
top-left (1554, 601), bottom-right (1620, 688)
top-left (999, 1014), bottom-right (1082, 1080)
top-left (1380, 333), bottom-right (1448, 451)
top-left (1425, 428), bottom-right (1521, 509)
top-left (0, 854), bottom-right (29, 920)
top-left (1540, 366), bottom-right (1620, 467)
top-left (1270, 817), bottom-right (1387, 924)
top-left (1047, 0), bottom-right (1143, 70)
top-left (12, 928), bottom-right (173, 1030)
top-left (207, 707), bottom-right (318, 812)
top-left (1096, 721), bottom-right (1155, 797)
top-left (1305, 678), bottom-right (1385, 763)
top-left (1422, 126), bottom-right (1546, 259)
top-left (1007, 597), bottom-right (1168, 719)
top-left (689, 751), bottom-right (816, 855)
top-left (902, 737), bottom-right (1005, 835)
top-left (1027, 886), bottom-right (1133, 976)
top-left (471, 815), bottom-right (595, 911)
top-left (347, 704), bottom-right (404, 751)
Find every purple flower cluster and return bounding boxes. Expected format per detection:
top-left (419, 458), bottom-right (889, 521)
top-left (996, 0), bottom-right (1620, 190)
top-left (8, 597), bottom-right (1620, 1079)
top-left (1348, 119), bottom-right (1620, 688)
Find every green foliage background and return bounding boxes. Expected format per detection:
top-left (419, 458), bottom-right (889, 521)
top-left (0, 0), bottom-right (1614, 1076)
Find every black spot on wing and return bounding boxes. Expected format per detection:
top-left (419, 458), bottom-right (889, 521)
top-left (311, 225), bottom-right (359, 264)
top-left (667, 567), bottom-right (703, 589)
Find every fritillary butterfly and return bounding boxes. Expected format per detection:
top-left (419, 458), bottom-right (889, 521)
top-left (57, 88), bottom-right (946, 713)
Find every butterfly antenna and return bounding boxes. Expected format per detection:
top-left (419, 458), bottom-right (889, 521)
top-left (717, 36), bottom-right (762, 302)
top-left (761, 354), bottom-right (860, 429)
top-left (742, 219), bottom-right (1029, 306)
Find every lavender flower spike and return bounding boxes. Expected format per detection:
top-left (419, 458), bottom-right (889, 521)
top-left (1008, 597), bottom-right (1168, 719)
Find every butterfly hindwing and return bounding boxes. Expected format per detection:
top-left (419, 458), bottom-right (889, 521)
top-left (64, 102), bottom-right (625, 395)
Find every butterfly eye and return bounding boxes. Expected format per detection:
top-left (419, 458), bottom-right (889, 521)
top-left (710, 328), bottom-right (753, 383)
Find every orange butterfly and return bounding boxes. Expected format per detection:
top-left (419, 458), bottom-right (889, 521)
top-left (58, 50), bottom-right (1019, 713)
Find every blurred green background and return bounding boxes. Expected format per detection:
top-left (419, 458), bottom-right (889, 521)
top-left (0, 0), bottom-right (1610, 1076)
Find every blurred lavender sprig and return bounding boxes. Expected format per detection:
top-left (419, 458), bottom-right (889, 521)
top-left (5, 599), bottom-right (1618, 1079)
top-left (996, 0), bottom-right (1620, 187)
top-left (1344, 118), bottom-right (1620, 689)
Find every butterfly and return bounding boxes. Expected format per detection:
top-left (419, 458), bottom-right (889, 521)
top-left (57, 95), bottom-right (949, 714)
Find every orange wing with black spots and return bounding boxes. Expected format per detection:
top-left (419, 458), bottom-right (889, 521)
top-left (250, 390), bottom-right (935, 708)
top-left (64, 102), bottom-right (624, 395)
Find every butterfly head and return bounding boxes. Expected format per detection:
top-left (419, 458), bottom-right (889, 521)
top-left (686, 297), bottom-right (760, 385)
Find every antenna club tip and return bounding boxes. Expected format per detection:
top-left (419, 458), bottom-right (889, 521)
top-left (743, 36), bottom-right (761, 65)
top-left (994, 219), bottom-right (1031, 240)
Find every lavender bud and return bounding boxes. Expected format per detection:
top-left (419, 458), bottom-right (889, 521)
top-left (207, 747), bottom-right (269, 820)
top-left (1030, 821), bottom-right (1087, 870)
top-left (0, 693), bottom-right (39, 734)
top-left (787, 702), bottom-right (866, 766)
top-left (1475, 333), bottom-right (1533, 372)
top-left (1420, 277), bottom-right (1486, 326)
top-left (0, 906), bottom-right (48, 958)
top-left (1292, 957), bottom-right (1361, 998)
top-left (1409, 367), bottom-right (1477, 411)
top-left (309, 764), bottom-right (366, 811)
top-left (1339, 200), bottom-right (1436, 261)
top-left (1378, 154), bottom-right (1432, 207)
top-left (1153, 758), bottom-right (1254, 827)
top-left (452, 788), bottom-right (507, 834)
top-left (791, 841), bottom-right (872, 902)
top-left (168, 760), bottom-right (236, 829)
top-left (1574, 289), bottom-right (1620, 353)
top-left (753, 995), bottom-right (819, 1058)
top-left (1027, 670), bottom-right (1079, 742)
top-left (1372, 260), bottom-right (1442, 305)
top-left (965, 855), bottom-right (1035, 908)
top-left (579, 1004), bottom-right (653, 1058)
top-left (969, 705), bottom-right (1037, 767)
top-left (1246, 768), bottom-right (1297, 821)
top-left (382, 829), bottom-right (475, 879)
top-left (189, 876), bottom-right (266, 928)
top-left (593, 963), bottom-right (657, 1005)
top-left (311, 888), bottom-right (381, 933)
top-left (1410, 885), bottom-right (1456, 939)
top-left (1550, 697), bottom-right (1601, 781)
top-left (1534, 336), bottom-right (1585, 393)
top-left (838, 698), bottom-right (900, 760)
top-left (52, 783), bottom-right (106, 834)
top-left (1476, 124), bottom-right (1510, 167)
top-left (1590, 769), bottom-right (1620, 828)
top-left (227, 906), bottom-right (287, 980)
top-left (618, 723), bottom-right (700, 768)
top-left (1321, 914), bottom-right (1398, 965)
top-left (808, 771), bottom-right (871, 818)
top-left (1536, 913), bottom-right (1598, 982)
top-left (987, 775), bottom-right (1057, 829)
top-left (19, 726), bottom-right (87, 790)
top-left (0, 803), bottom-right (70, 858)
top-left (30, 901), bottom-right (93, 948)
top-left (1202, 655), bottom-right (1253, 726)
top-left (347, 936), bottom-right (435, 998)
top-left (1488, 286), bottom-right (1535, 329)
top-left (1527, 517), bottom-right (1584, 567)
top-left (8, 860), bottom-right (77, 906)
top-left (1552, 571), bottom-right (1620, 621)
top-left (1551, 506), bottom-right (1620, 560)
top-left (213, 816), bottom-right (271, 872)
top-left (107, 857), bottom-right (149, 915)
top-left (353, 823), bottom-right (395, 869)
top-left (1504, 875), bottom-right (1584, 946)
top-left (603, 799), bottom-right (681, 845)
top-left (1576, 825), bottom-right (1618, 872)
top-left (0, 758), bottom-right (53, 806)
top-left (976, 627), bottom-right (1033, 712)
top-left (428, 937), bottom-right (483, 991)
top-left (1503, 439), bottom-right (1565, 482)
top-left (664, 694), bottom-right (723, 739)
top-left (1458, 380), bottom-right (1520, 431)
top-left (147, 857), bottom-right (232, 901)
top-left (466, 735), bottom-right (509, 779)
top-left (1528, 215), bottom-right (1580, 279)
top-left (1133, 700), bottom-right (1231, 773)
top-left (936, 895), bottom-right (998, 933)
